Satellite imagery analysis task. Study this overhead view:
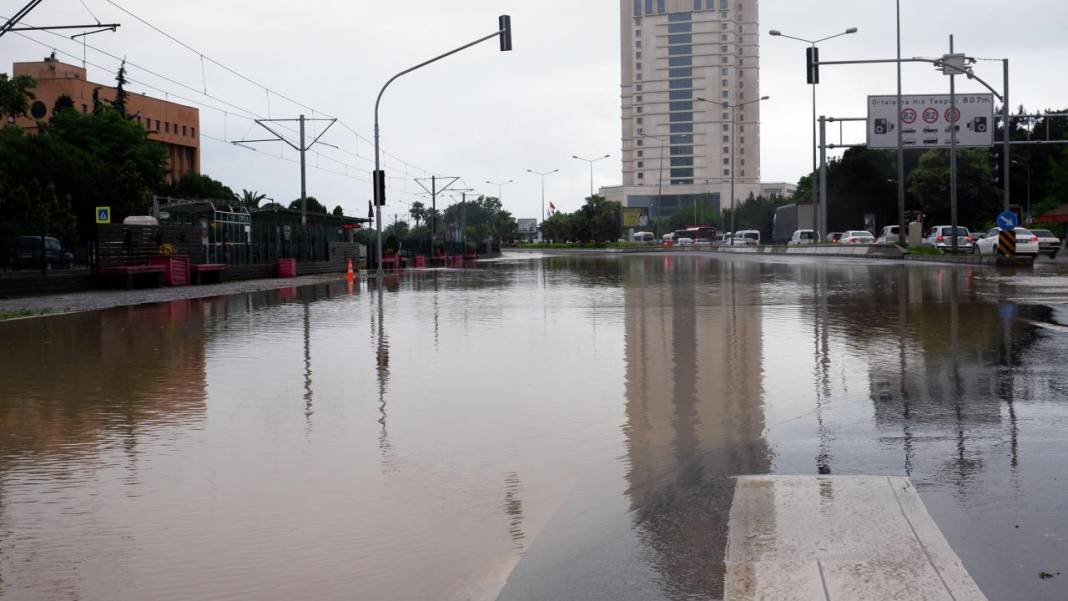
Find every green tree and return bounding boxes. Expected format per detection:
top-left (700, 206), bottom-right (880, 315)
top-left (332, 205), bottom-right (344, 217)
top-left (164, 173), bottom-right (237, 201)
top-left (288, 196), bottom-right (327, 214)
top-left (240, 189), bottom-right (267, 208)
top-left (908, 148), bottom-right (999, 228)
top-left (409, 201), bottom-right (426, 229)
top-left (0, 73), bottom-right (36, 121)
top-left (112, 60), bottom-right (129, 118)
top-left (0, 103), bottom-right (168, 240)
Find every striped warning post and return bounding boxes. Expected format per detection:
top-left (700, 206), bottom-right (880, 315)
top-left (997, 229), bottom-right (1016, 256)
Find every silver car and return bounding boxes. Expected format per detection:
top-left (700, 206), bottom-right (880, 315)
top-left (1029, 229), bottom-right (1062, 258)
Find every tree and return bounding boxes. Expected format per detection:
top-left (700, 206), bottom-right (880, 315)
top-left (908, 148), bottom-right (999, 228)
top-left (288, 196), bottom-right (327, 214)
top-left (409, 201), bottom-right (426, 229)
top-left (1, 103), bottom-right (168, 240)
top-left (240, 189), bottom-right (267, 208)
top-left (384, 220), bottom-right (410, 239)
top-left (0, 73), bottom-right (36, 121)
top-left (112, 60), bottom-right (129, 118)
top-left (52, 95), bottom-right (75, 114)
top-left (163, 173), bottom-right (237, 201)
top-left (332, 205), bottom-right (344, 217)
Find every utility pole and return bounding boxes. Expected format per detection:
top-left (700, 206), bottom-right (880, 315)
top-left (896, 0), bottom-right (906, 246)
top-left (415, 176), bottom-right (460, 247)
top-left (949, 35), bottom-right (959, 254)
top-left (232, 114), bottom-right (337, 226)
top-left (526, 168), bottom-right (558, 240)
top-left (571, 154), bottom-right (611, 198)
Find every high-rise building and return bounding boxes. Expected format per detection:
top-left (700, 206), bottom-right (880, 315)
top-left (613, 0), bottom-right (761, 229)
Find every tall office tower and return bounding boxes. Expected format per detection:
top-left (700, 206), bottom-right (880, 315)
top-left (614, 0), bottom-right (761, 227)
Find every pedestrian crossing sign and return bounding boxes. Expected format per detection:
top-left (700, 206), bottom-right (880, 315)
top-left (96, 207), bottom-right (111, 224)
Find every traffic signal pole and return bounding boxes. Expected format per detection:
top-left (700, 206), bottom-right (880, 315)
top-left (372, 16), bottom-right (513, 277)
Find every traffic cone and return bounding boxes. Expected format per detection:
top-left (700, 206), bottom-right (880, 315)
top-left (346, 258), bottom-right (355, 282)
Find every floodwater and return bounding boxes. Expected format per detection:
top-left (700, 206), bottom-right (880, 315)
top-left (1, 253), bottom-right (1067, 601)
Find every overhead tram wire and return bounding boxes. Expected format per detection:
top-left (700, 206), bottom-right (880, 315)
top-left (11, 31), bottom-right (383, 187)
top-left (10, 27), bottom-right (424, 193)
top-left (98, 0), bottom-right (437, 180)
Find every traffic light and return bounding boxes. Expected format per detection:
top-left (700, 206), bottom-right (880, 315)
top-left (806, 46), bottom-right (819, 84)
top-left (373, 170), bottom-right (386, 206)
top-left (499, 15), bottom-right (512, 52)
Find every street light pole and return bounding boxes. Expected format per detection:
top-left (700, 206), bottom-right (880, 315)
top-left (571, 154), bottom-right (611, 198)
top-left (698, 96), bottom-right (769, 238)
top-left (769, 27), bottom-right (858, 237)
top-left (372, 16), bottom-right (513, 277)
top-left (527, 168), bottom-right (558, 240)
top-left (485, 179), bottom-right (514, 205)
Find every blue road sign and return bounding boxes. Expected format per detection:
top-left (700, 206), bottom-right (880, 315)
top-left (95, 206), bottom-right (111, 224)
top-left (997, 210), bottom-right (1019, 230)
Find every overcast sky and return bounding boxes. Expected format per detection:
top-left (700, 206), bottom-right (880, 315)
top-left (2, 0), bottom-right (1066, 223)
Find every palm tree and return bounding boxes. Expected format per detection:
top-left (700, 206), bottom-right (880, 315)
top-left (409, 201), bottom-right (426, 229)
top-left (241, 189), bottom-right (267, 208)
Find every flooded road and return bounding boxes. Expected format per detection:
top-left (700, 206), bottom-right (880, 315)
top-left (1, 253), bottom-right (1066, 601)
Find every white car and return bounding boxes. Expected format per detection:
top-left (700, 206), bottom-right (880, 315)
top-left (734, 230), bottom-right (761, 246)
top-left (788, 230), bottom-right (821, 245)
top-left (876, 225), bottom-right (900, 245)
top-left (675, 237), bottom-right (694, 247)
top-left (841, 230), bottom-right (877, 245)
top-left (923, 225), bottom-right (973, 251)
top-left (1029, 229), bottom-right (1062, 258)
top-left (973, 227), bottom-right (1040, 257)
top-left (694, 238), bottom-right (712, 248)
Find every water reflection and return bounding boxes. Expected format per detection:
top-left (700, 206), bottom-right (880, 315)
top-left (622, 257), bottom-right (770, 600)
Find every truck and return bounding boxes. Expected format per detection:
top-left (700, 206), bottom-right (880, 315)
top-left (772, 204), bottom-right (815, 245)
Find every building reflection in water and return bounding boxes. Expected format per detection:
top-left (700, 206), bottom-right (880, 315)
top-left (504, 472), bottom-right (526, 551)
top-left (0, 299), bottom-right (210, 461)
top-left (622, 256), bottom-right (770, 600)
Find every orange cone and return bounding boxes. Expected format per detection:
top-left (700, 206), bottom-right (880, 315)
top-left (346, 258), bottom-right (355, 281)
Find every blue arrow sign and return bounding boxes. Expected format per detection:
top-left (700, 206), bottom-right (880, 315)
top-left (997, 210), bottom-right (1019, 230)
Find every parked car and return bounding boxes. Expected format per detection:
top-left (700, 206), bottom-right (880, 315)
top-left (2, 236), bottom-right (74, 270)
top-left (788, 230), bottom-right (821, 245)
top-left (694, 238), bottom-right (712, 248)
top-left (923, 226), bottom-right (973, 251)
top-left (675, 237), bottom-right (695, 247)
top-left (842, 230), bottom-right (877, 245)
top-left (973, 227), bottom-right (1040, 257)
top-left (828, 232), bottom-right (844, 244)
top-left (876, 225), bottom-right (900, 245)
top-left (1029, 229), bottom-right (1062, 258)
top-left (631, 231), bottom-right (655, 243)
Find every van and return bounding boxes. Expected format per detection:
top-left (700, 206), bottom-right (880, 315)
top-left (631, 231), bottom-right (655, 243)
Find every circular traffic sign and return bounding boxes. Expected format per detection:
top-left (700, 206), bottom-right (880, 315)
top-left (945, 108), bottom-right (961, 123)
top-left (901, 108), bottom-right (917, 124)
top-left (922, 108), bottom-right (939, 124)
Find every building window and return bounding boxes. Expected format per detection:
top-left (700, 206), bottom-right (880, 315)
top-left (669, 34), bottom-right (693, 45)
top-left (636, 117), bottom-right (643, 124)
top-left (669, 90), bottom-right (693, 100)
top-left (636, 62), bottom-right (642, 71)
top-left (670, 145), bottom-right (694, 156)
top-left (645, 0), bottom-right (653, 15)
top-left (670, 123), bottom-right (694, 133)
top-left (635, 40), bottom-right (642, 48)
top-left (670, 134), bottom-right (693, 144)
top-left (191, 127), bottom-right (196, 137)
top-left (182, 125), bottom-right (187, 136)
top-left (636, 106), bottom-right (643, 113)
top-left (636, 51), bottom-right (642, 59)
top-left (668, 12), bottom-right (693, 22)
top-left (637, 139), bottom-right (643, 146)
top-left (637, 161), bottom-right (644, 168)
top-left (669, 101), bottom-right (693, 111)
top-left (636, 74), bottom-right (642, 81)
top-left (668, 23), bottom-right (692, 34)
top-left (657, 0), bottom-right (665, 13)
top-left (724, 158), bottom-right (730, 165)
top-left (741, 170), bottom-right (745, 177)
top-left (723, 146), bottom-right (729, 154)
top-left (722, 112), bottom-right (729, 120)
top-left (669, 56), bottom-right (693, 67)
top-left (669, 112), bottom-right (693, 123)
top-left (723, 124), bottom-right (730, 131)
top-left (637, 150), bottom-right (644, 157)
top-left (721, 56), bottom-right (728, 64)
top-left (635, 95), bottom-right (643, 102)
top-left (669, 45), bottom-right (692, 56)
top-left (165, 122), bottom-right (170, 133)
top-left (636, 84), bottom-right (643, 91)
top-left (638, 172), bottom-right (645, 179)
top-left (671, 157), bottom-right (695, 167)
top-left (721, 22), bottom-right (728, 30)
top-left (670, 168), bottom-right (694, 178)
top-left (694, 0), bottom-right (701, 9)
top-left (669, 67), bottom-right (692, 78)
top-left (722, 90), bottom-right (729, 98)
top-left (634, 0), bottom-right (641, 17)
top-left (669, 79), bottom-right (692, 89)
top-left (724, 169), bottom-right (731, 176)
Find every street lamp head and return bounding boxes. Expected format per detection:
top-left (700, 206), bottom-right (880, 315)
top-left (760, 96), bottom-right (770, 101)
top-left (572, 155), bottom-right (580, 159)
top-left (696, 97), bottom-right (709, 102)
top-left (602, 154), bottom-right (610, 158)
top-left (845, 27), bottom-right (858, 34)
top-left (769, 30), bottom-right (782, 36)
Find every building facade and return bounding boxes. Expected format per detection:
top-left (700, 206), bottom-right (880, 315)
top-left (12, 56), bottom-right (200, 182)
top-left (618, 0), bottom-right (761, 225)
